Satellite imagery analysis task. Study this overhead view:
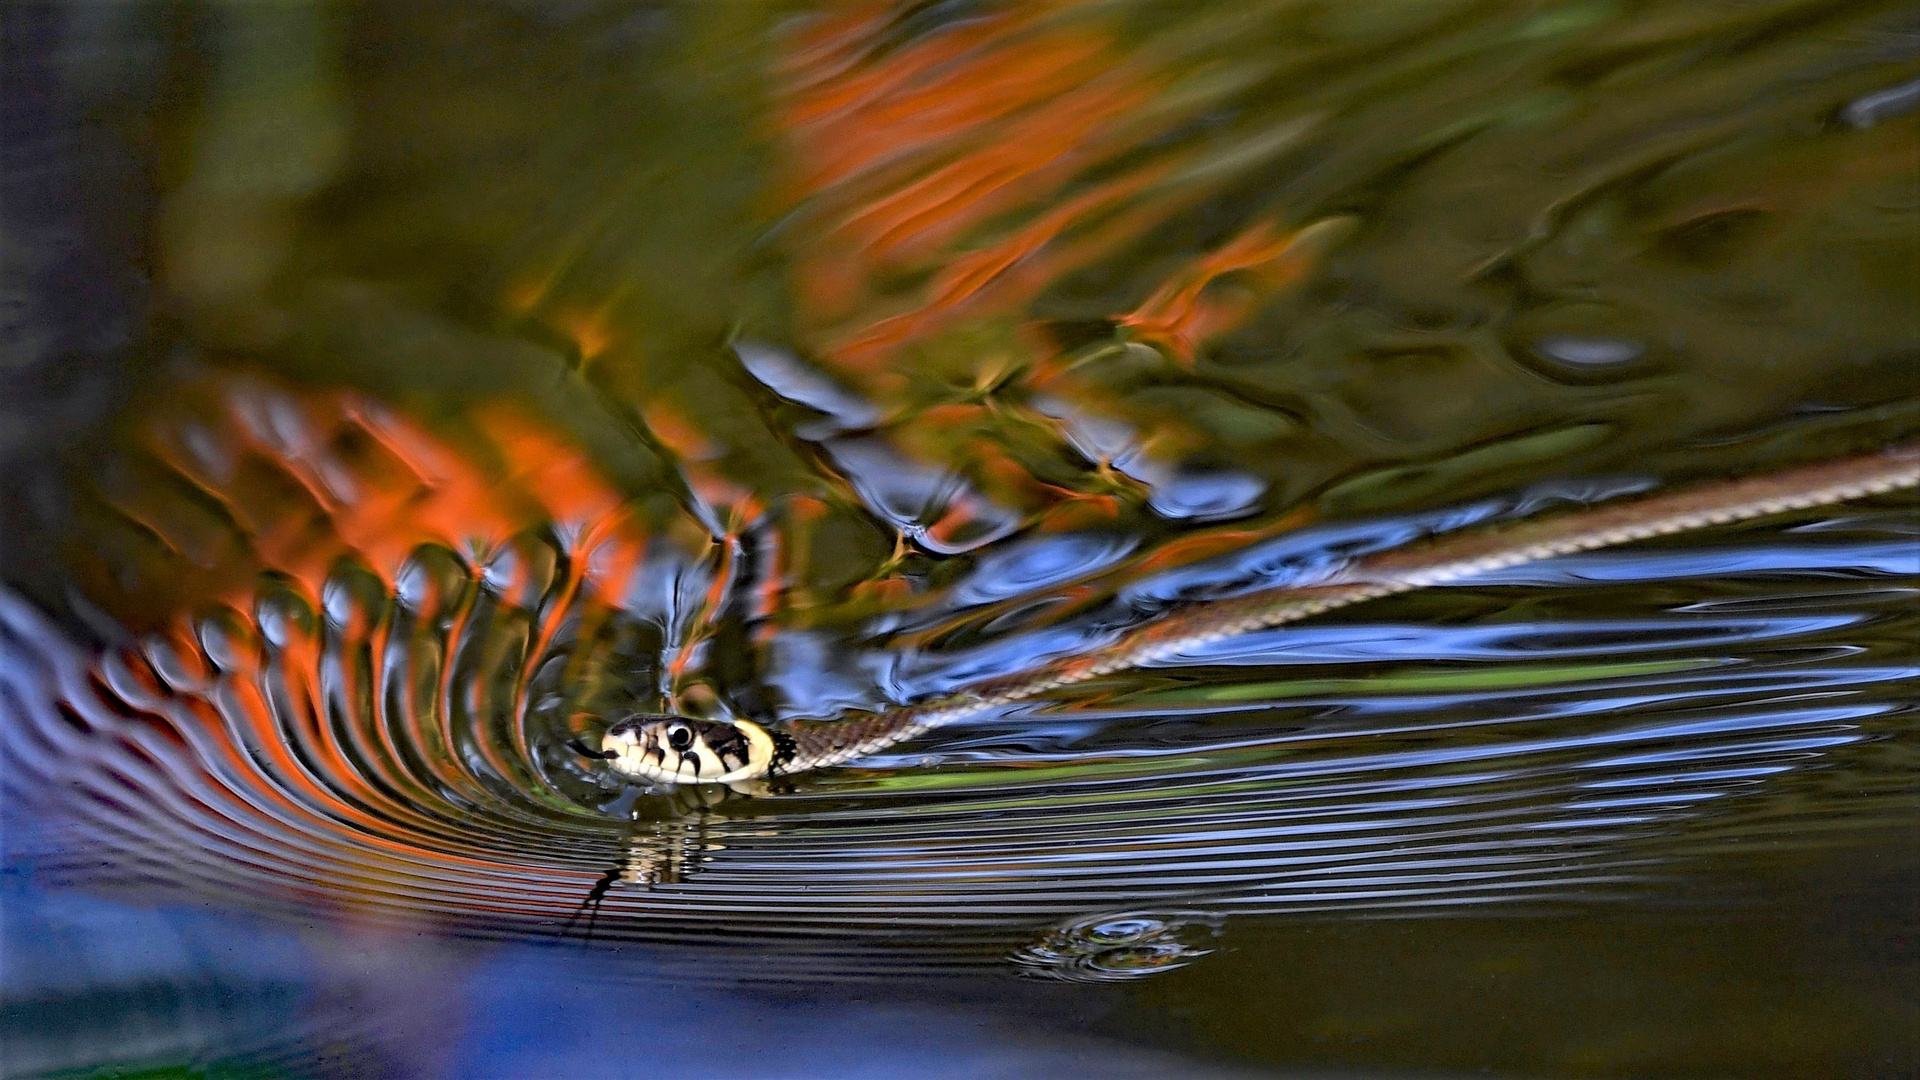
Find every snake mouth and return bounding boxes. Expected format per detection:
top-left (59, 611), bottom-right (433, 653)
top-left (601, 715), bottom-right (776, 785)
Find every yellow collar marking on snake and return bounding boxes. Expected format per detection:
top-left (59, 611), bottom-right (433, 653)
top-left (602, 715), bottom-right (778, 786)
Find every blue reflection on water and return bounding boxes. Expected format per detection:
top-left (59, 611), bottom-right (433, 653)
top-left (2, 873), bottom-right (1267, 1080)
top-left (1154, 614), bottom-right (1864, 666)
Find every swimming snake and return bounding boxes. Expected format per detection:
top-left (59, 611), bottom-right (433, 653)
top-left (585, 441), bottom-right (1920, 786)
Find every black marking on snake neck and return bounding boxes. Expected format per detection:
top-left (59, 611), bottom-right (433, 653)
top-left (769, 731), bottom-right (798, 776)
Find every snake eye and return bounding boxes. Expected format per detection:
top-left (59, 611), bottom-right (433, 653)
top-left (665, 723), bottom-right (694, 752)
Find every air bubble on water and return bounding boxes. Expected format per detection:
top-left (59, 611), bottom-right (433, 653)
top-left (1012, 910), bottom-right (1223, 982)
top-left (1534, 336), bottom-right (1643, 367)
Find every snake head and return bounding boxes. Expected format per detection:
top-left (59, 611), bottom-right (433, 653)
top-left (599, 715), bottom-right (778, 785)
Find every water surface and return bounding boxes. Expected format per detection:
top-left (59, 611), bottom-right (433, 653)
top-left (3, 1), bottom-right (1918, 1076)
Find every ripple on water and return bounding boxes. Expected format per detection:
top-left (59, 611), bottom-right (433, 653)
top-left (3, 383), bottom-right (1916, 980)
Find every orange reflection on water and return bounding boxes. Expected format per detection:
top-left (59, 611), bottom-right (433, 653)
top-left (771, 0), bottom-right (1340, 535)
top-left (50, 376), bottom-right (665, 922)
top-left (1120, 217), bottom-right (1344, 365)
top-left (779, 3), bottom-right (1166, 373)
top-left (99, 378), bottom-right (649, 623)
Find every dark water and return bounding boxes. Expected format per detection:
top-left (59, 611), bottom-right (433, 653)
top-left (3, 2), bottom-right (1918, 1077)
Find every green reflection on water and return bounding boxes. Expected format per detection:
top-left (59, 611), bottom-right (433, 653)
top-left (1124, 656), bottom-right (1721, 705)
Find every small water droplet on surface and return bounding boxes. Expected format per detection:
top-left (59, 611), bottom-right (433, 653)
top-left (142, 631), bottom-right (213, 692)
top-left (1012, 910), bottom-right (1223, 982)
top-left (196, 608), bottom-right (257, 673)
top-left (1147, 469), bottom-right (1266, 522)
top-left (1534, 336), bottom-right (1643, 367)
top-left (254, 585), bottom-right (317, 649)
top-left (1839, 77), bottom-right (1920, 130)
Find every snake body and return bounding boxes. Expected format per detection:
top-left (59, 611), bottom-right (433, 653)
top-left (599, 441), bottom-right (1920, 785)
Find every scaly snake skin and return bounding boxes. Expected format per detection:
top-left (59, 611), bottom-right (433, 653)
top-left (603, 441), bottom-right (1920, 785)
